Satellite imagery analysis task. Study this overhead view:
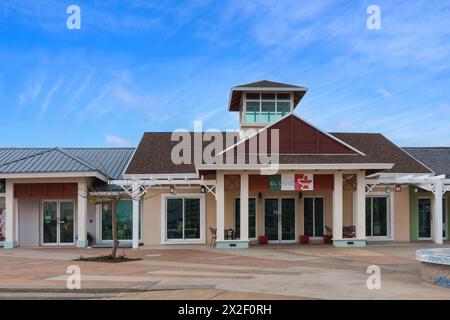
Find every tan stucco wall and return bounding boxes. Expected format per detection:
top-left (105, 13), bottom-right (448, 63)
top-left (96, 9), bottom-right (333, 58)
top-left (394, 187), bottom-right (410, 241)
top-left (140, 182), bottom-right (412, 245)
top-left (142, 187), bottom-right (353, 245)
top-left (141, 188), bottom-right (217, 245)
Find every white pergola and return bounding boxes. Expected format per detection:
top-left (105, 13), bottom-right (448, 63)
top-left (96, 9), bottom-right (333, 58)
top-left (110, 176), bottom-right (217, 249)
top-left (366, 173), bottom-right (449, 244)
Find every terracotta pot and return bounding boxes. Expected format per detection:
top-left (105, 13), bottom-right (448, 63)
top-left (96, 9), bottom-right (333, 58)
top-left (299, 235), bottom-right (309, 244)
top-left (259, 235), bottom-right (269, 245)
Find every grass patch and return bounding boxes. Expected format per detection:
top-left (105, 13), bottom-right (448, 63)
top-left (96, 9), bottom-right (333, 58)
top-left (74, 254), bottom-right (141, 263)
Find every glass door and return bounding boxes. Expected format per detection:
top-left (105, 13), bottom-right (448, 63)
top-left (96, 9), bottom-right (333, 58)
top-left (42, 201), bottom-right (75, 245)
top-left (418, 198), bottom-right (432, 239)
top-left (304, 197), bottom-right (324, 238)
top-left (43, 201), bottom-right (58, 245)
top-left (59, 202), bottom-right (74, 244)
top-left (264, 198), bottom-right (296, 243)
top-left (264, 198), bottom-right (279, 241)
top-left (281, 198), bottom-right (296, 242)
top-left (366, 197), bottom-right (389, 238)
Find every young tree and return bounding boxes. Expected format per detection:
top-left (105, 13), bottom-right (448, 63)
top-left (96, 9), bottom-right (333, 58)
top-left (88, 188), bottom-right (128, 258)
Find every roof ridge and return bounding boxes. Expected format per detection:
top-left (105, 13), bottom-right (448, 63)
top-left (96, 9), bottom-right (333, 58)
top-left (56, 147), bottom-right (111, 178)
top-left (0, 148), bottom-right (54, 167)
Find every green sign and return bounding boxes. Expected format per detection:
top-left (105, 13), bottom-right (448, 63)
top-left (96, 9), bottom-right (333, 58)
top-left (269, 174), bottom-right (281, 190)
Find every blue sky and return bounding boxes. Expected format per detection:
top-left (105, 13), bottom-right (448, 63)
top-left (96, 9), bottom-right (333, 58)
top-left (1, 0), bottom-right (450, 148)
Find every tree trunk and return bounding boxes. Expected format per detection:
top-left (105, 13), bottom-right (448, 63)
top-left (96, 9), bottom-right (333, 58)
top-left (111, 200), bottom-right (118, 259)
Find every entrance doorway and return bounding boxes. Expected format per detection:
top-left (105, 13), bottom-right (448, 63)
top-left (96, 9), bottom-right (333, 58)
top-left (264, 198), bottom-right (296, 243)
top-left (42, 200), bottom-right (75, 245)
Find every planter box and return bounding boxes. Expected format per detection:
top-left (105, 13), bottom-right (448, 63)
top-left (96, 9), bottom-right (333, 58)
top-left (259, 236), bottom-right (269, 245)
top-left (299, 235), bottom-right (309, 244)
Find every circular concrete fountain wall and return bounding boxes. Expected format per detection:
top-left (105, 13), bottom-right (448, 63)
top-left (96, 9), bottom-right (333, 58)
top-left (416, 249), bottom-right (450, 288)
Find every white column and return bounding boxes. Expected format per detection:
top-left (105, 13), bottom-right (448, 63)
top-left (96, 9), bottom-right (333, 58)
top-left (132, 183), bottom-right (140, 249)
top-left (4, 180), bottom-right (17, 248)
top-left (355, 171), bottom-right (366, 239)
top-left (216, 171), bottom-right (225, 242)
top-left (333, 172), bottom-right (343, 241)
top-left (434, 181), bottom-right (443, 245)
top-left (76, 180), bottom-right (88, 247)
top-left (240, 173), bottom-right (249, 242)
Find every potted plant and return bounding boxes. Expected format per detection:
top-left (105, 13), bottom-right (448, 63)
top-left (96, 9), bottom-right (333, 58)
top-left (299, 234), bottom-right (309, 244)
top-left (259, 235), bottom-right (269, 245)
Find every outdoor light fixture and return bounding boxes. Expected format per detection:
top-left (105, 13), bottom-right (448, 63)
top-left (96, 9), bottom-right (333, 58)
top-left (170, 186), bottom-right (176, 195)
top-left (395, 184), bottom-right (402, 192)
top-left (298, 192), bottom-right (303, 204)
top-left (200, 185), bottom-right (206, 193)
top-left (385, 186), bottom-right (391, 193)
top-left (413, 187), bottom-right (419, 193)
top-left (258, 192), bottom-right (262, 203)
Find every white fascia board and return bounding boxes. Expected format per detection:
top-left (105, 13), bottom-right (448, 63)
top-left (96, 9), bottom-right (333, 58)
top-left (196, 163), bottom-right (394, 170)
top-left (228, 87), bottom-right (307, 112)
top-left (232, 87), bottom-right (308, 92)
top-left (0, 171), bottom-right (108, 181)
top-left (122, 173), bottom-right (198, 180)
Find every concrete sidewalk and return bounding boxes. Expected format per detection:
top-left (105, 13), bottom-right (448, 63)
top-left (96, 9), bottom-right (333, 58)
top-left (0, 244), bottom-right (449, 299)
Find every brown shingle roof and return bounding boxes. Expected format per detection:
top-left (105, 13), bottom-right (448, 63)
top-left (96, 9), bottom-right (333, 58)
top-left (125, 132), bottom-right (432, 175)
top-left (236, 80), bottom-right (307, 89)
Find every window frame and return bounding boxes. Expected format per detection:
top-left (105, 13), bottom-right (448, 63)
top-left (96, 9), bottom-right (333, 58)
top-left (97, 199), bottom-right (143, 244)
top-left (365, 194), bottom-right (391, 240)
top-left (161, 193), bottom-right (205, 245)
top-left (243, 92), bottom-right (292, 124)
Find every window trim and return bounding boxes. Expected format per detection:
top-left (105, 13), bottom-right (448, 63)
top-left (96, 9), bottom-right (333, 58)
top-left (233, 197), bottom-right (258, 241)
top-left (161, 193), bottom-right (205, 245)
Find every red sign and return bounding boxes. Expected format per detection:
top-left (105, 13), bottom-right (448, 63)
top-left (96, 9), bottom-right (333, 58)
top-left (295, 173), bottom-right (314, 191)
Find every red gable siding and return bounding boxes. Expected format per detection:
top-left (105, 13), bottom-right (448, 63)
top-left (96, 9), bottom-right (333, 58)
top-left (242, 115), bottom-right (357, 155)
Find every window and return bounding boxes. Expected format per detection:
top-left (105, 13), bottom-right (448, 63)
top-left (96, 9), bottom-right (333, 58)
top-left (234, 198), bottom-right (256, 239)
top-left (101, 200), bottom-right (140, 241)
top-left (0, 180), bottom-right (5, 193)
top-left (244, 93), bottom-right (291, 123)
top-left (166, 197), bottom-right (201, 240)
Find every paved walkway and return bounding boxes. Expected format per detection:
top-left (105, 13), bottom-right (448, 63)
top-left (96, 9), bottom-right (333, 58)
top-left (0, 243), bottom-right (449, 299)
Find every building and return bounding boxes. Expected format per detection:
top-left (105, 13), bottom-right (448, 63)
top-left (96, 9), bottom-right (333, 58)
top-left (1, 81), bottom-right (449, 249)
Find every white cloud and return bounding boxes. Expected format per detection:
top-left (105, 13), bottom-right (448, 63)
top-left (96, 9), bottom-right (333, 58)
top-left (40, 78), bottom-right (63, 116)
top-left (377, 88), bottom-right (392, 98)
top-left (105, 135), bottom-right (131, 147)
top-left (18, 77), bottom-right (44, 108)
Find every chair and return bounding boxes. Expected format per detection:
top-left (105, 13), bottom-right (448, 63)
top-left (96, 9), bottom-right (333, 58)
top-left (209, 227), bottom-right (217, 246)
top-left (224, 228), bottom-right (236, 240)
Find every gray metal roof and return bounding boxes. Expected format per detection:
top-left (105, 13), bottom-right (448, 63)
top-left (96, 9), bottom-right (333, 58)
top-left (0, 147), bottom-right (135, 180)
top-left (403, 147), bottom-right (450, 178)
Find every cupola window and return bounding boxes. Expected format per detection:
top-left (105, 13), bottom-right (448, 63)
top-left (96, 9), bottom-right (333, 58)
top-left (244, 92), bottom-right (291, 124)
